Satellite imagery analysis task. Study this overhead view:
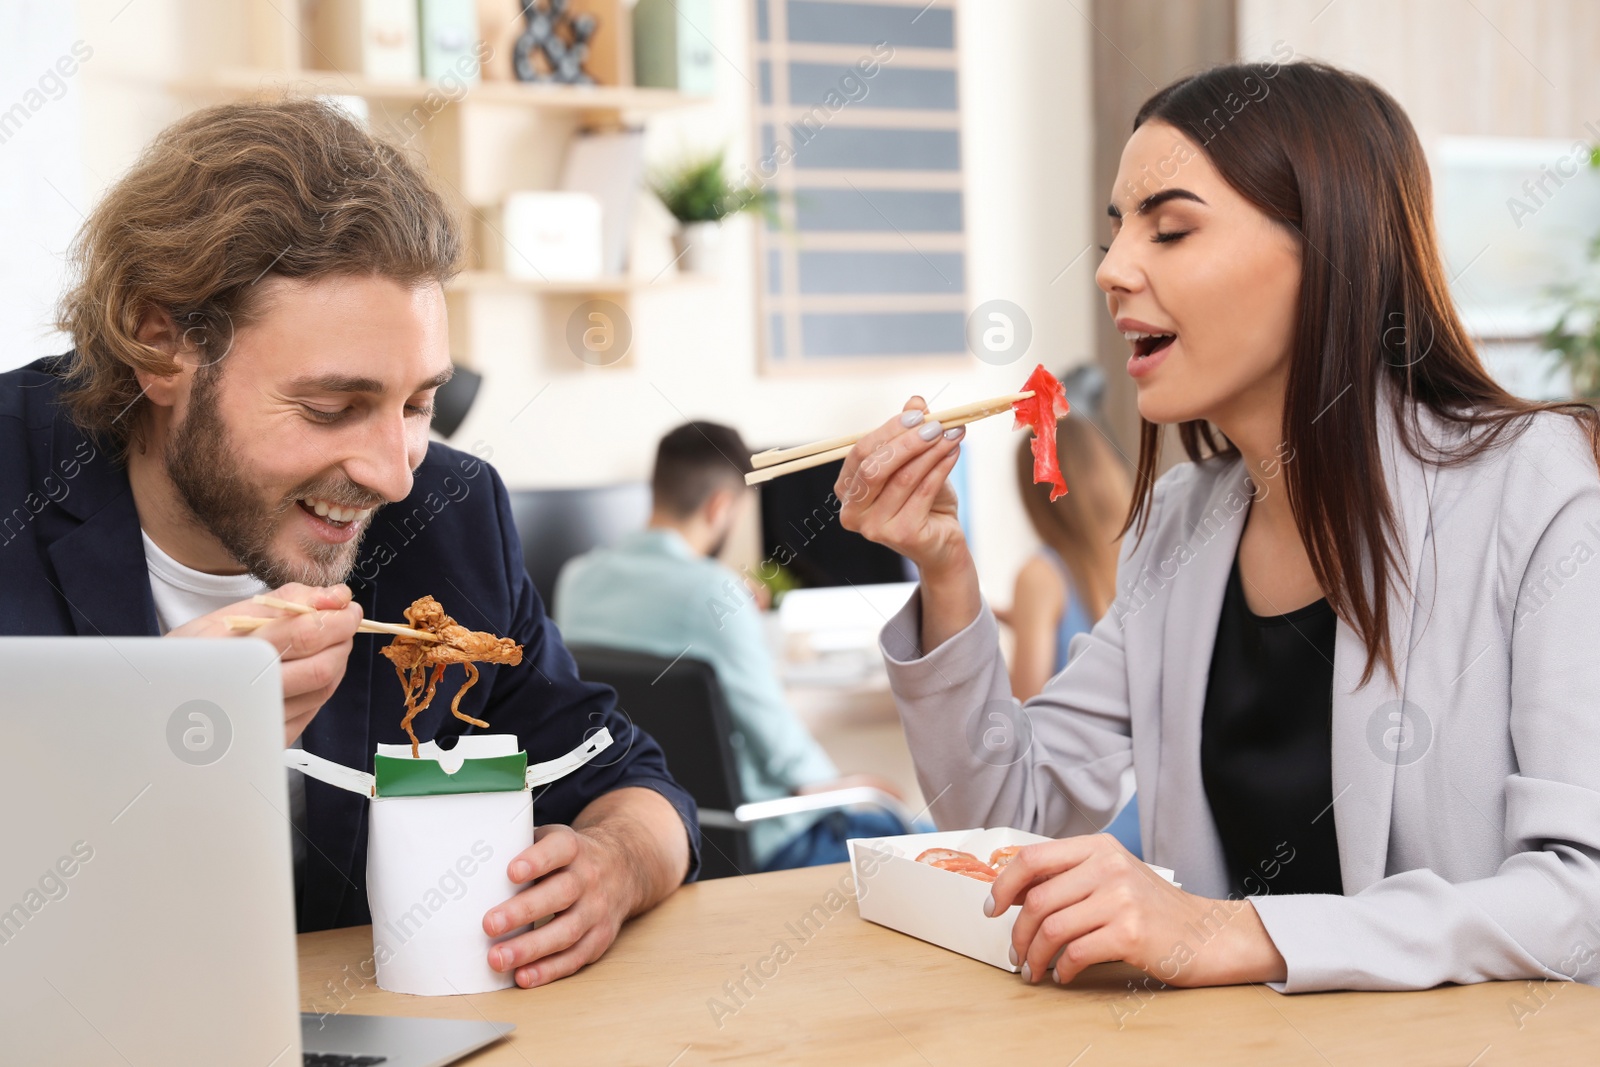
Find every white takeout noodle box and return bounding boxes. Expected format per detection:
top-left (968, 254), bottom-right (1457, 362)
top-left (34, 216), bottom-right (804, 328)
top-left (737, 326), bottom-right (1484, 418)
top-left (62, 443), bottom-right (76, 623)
top-left (847, 826), bottom-right (1178, 972)
top-left (286, 729), bottom-right (613, 996)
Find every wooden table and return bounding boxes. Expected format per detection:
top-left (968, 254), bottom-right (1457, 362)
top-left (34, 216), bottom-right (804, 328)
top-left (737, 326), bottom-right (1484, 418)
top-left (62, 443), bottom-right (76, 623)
top-left (299, 864), bottom-right (1599, 1065)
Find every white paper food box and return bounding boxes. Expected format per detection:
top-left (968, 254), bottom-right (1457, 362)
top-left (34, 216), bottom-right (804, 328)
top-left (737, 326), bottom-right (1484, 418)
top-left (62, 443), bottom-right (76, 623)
top-left (847, 827), bottom-right (1178, 972)
top-left (286, 729), bottom-right (612, 996)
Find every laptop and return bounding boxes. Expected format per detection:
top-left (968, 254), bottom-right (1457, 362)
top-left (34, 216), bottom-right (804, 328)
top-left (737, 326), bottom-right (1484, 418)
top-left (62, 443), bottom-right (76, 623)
top-left (0, 637), bottom-right (512, 1066)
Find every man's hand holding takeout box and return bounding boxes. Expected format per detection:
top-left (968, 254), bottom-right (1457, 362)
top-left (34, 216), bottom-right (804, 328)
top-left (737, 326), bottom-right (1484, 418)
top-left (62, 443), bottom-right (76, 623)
top-left (164, 582), bottom-right (362, 746)
top-left (481, 787), bottom-right (688, 989)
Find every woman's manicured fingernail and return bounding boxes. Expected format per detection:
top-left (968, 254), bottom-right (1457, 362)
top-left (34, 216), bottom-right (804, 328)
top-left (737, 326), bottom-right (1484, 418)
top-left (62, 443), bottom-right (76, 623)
top-left (983, 895), bottom-right (995, 918)
top-left (900, 409), bottom-right (924, 427)
top-left (1021, 962), bottom-right (1032, 983)
top-left (1008, 945), bottom-right (1018, 966)
top-left (943, 426), bottom-right (965, 441)
top-left (918, 420), bottom-right (944, 441)
top-left (1053, 966), bottom-right (1065, 984)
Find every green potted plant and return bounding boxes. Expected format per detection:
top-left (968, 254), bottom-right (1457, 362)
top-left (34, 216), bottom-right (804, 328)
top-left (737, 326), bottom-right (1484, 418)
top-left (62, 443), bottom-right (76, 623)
top-left (1542, 146), bottom-right (1600, 399)
top-left (650, 149), bottom-right (774, 274)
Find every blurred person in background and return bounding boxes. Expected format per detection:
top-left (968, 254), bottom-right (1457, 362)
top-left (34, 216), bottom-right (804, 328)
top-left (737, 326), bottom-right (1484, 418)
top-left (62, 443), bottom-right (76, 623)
top-left (556, 421), bottom-right (922, 871)
top-left (1000, 366), bottom-right (1134, 701)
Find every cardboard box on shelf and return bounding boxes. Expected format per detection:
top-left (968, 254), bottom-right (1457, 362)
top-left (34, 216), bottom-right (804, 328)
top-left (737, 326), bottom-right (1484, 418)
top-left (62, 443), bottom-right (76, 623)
top-left (501, 191), bottom-right (605, 280)
top-left (309, 0), bottom-right (421, 83)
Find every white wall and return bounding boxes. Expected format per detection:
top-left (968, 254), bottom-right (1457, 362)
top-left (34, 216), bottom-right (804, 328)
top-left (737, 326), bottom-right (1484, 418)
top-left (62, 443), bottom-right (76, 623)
top-left (1237, 0), bottom-right (1600, 146)
top-left (0, 2), bottom-right (89, 368)
top-left (43, 0), bottom-right (1096, 602)
top-left (1237, 0), bottom-right (1600, 386)
top-left (2, 0), bottom-right (244, 371)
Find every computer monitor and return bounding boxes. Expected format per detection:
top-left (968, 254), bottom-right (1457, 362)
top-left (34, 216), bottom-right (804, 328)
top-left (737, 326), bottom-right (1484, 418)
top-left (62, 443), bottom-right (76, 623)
top-left (507, 483), bottom-right (652, 612)
top-left (755, 457), bottom-right (915, 588)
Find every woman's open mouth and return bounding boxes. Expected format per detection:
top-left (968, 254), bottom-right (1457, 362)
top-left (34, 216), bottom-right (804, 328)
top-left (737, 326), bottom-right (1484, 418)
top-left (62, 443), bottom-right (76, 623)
top-left (1123, 329), bottom-right (1177, 379)
top-left (1126, 330), bottom-right (1177, 359)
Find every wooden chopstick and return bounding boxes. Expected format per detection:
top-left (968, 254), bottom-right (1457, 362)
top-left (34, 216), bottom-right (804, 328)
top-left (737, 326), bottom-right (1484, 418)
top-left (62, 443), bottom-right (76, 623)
top-left (222, 594), bottom-right (445, 642)
top-left (749, 391), bottom-right (1034, 470)
top-left (223, 615), bottom-right (446, 642)
top-left (744, 390), bottom-right (1054, 487)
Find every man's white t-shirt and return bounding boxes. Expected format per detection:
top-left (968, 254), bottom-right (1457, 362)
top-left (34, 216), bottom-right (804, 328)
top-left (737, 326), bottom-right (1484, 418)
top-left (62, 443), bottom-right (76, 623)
top-left (142, 531), bottom-right (269, 634)
top-left (141, 531), bottom-right (308, 904)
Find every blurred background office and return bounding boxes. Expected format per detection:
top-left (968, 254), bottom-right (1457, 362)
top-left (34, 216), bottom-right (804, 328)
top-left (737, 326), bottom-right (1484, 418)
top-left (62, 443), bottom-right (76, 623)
top-left (4, 0), bottom-right (1597, 869)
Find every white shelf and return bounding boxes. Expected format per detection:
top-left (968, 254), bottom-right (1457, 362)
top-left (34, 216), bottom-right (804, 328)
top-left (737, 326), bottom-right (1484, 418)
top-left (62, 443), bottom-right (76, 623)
top-left (171, 70), bottom-right (707, 118)
top-left (447, 270), bottom-right (712, 295)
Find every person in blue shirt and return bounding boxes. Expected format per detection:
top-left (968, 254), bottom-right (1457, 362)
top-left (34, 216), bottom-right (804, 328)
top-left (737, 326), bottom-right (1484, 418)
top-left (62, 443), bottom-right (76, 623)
top-left (0, 98), bottom-right (697, 990)
top-left (555, 421), bottom-right (918, 869)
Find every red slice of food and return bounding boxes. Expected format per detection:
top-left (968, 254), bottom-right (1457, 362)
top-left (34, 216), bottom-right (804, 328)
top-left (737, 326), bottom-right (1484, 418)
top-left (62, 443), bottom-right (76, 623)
top-left (1011, 364), bottom-right (1071, 501)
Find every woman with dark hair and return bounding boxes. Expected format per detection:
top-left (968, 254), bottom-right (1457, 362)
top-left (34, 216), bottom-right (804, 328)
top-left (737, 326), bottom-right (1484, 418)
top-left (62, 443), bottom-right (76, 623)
top-left (836, 61), bottom-right (1600, 992)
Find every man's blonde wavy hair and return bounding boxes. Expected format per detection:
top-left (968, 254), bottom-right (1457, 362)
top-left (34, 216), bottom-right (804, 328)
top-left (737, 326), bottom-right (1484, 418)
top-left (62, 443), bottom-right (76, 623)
top-left (55, 97), bottom-right (463, 458)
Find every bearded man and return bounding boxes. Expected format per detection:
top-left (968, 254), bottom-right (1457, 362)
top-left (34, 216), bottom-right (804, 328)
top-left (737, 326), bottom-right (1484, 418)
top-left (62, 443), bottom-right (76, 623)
top-left (0, 99), bottom-right (698, 988)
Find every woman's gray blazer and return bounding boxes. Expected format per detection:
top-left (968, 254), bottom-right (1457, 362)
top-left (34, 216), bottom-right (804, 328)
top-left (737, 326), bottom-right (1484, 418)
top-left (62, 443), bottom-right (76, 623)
top-left (878, 396), bottom-right (1600, 991)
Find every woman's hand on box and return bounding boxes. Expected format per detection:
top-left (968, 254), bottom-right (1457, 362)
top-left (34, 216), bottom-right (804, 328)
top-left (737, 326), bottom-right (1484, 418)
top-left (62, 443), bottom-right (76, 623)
top-left (164, 582), bottom-right (361, 745)
top-left (987, 833), bottom-right (1287, 988)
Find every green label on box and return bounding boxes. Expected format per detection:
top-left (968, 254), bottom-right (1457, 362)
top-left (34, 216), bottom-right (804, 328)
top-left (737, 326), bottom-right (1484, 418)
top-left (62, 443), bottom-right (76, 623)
top-left (373, 752), bottom-right (528, 797)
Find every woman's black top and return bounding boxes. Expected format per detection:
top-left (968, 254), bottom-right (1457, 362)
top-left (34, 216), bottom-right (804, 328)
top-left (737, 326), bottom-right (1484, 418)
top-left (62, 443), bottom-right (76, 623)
top-left (1199, 554), bottom-right (1344, 897)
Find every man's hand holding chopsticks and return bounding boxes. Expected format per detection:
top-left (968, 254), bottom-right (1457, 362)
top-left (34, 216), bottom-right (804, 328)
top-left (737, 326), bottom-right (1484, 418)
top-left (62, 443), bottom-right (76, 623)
top-left (166, 582), bottom-right (363, 745)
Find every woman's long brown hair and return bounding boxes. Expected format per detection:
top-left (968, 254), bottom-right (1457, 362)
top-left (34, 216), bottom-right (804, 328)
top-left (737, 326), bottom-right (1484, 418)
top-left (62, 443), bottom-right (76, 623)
top-left (1016, 414), bottom-right (1134, 621)
top-left (1119, 61), bottom-right (1600, 686)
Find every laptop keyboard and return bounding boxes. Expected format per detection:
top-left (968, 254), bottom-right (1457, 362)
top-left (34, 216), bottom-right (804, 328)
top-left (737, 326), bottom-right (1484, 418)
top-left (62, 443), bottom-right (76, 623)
top-left (302, 1055), bottom-right (387, 1066)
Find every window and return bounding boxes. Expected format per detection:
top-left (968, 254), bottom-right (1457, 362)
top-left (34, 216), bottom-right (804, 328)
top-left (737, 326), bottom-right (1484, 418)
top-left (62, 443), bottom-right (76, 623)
top-left (750, 0), bottom-right (967, 368)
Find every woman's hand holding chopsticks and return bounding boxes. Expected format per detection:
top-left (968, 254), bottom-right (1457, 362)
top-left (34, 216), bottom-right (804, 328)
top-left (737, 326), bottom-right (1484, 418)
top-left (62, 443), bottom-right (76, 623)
top-left (836, 396), bottom-right (984, 654)
top-left (166, 582), bottom-right (363, 745)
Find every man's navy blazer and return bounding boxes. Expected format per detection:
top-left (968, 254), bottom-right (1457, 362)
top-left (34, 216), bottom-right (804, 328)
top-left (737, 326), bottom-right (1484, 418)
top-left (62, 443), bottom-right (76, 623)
top-left (1, 355), bottom-right (700, 931)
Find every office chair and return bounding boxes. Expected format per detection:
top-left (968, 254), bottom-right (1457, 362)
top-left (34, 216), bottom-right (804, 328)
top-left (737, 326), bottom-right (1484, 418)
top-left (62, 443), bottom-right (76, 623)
top-left (429, 364), bottom-right (482, 439)
top-left (507, 484), bottom-right (651, 610)
top-left (567, 644), bottom-right (917, 879)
